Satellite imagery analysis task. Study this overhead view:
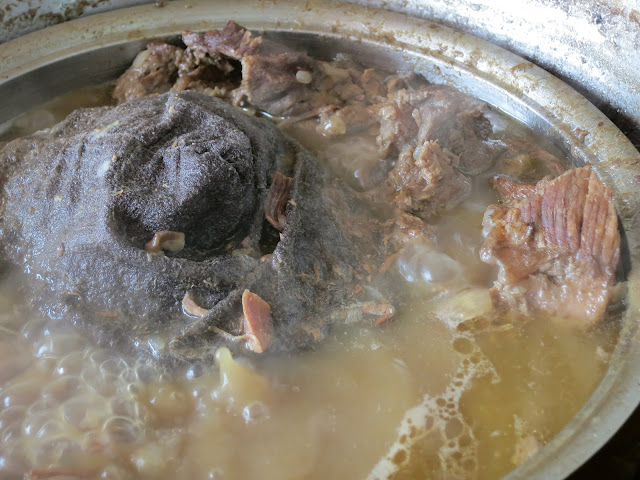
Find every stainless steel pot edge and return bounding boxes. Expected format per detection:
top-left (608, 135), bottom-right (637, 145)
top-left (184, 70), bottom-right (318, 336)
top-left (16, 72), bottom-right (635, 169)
top-left (1, 1), bottom-right (639, 478)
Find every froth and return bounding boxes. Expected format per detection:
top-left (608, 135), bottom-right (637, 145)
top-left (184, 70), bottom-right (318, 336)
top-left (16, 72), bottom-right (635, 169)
top-left (367, 333), bottom-right (498, 480)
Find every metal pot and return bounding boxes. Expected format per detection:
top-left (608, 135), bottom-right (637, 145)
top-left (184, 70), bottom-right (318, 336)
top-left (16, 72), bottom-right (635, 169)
top-left (1, 1), bottom-right (639, 478)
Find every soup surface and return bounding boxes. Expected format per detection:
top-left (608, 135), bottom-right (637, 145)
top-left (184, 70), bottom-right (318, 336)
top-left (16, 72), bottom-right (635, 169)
top-left (0, 26), bottom-right (624, 480)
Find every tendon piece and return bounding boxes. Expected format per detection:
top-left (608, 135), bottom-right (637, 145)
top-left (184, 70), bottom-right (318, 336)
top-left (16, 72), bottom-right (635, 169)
top-left (145, 231), bottom-right (186, 253)
top-left (481, 166), bottom-right (620, 325)
top-left (495, 136), bottom-right (566, 184)
top-left (265, 172), bottom-right (293, 231)
top-left (241, 290), bottom-right (273, 353)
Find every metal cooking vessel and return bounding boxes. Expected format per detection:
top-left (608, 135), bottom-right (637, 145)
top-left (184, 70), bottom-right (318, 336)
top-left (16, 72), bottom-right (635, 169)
top-left (1, 1), bottom-right (639, 478)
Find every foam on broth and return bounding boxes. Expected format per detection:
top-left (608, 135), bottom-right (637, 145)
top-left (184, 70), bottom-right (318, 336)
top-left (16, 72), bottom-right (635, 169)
top-left (0, 85), bottom-right (620, 480)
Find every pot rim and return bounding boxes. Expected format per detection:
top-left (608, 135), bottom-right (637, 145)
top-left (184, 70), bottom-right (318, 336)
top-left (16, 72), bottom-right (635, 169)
top-left (1, 1), bottom-right (639, 478)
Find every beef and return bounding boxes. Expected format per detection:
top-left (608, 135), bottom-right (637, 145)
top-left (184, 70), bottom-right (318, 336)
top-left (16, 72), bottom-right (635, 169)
top-left (113, 42), bottom-right (183, 103)
top-left (114, 23), bottom-right (498, 221)
top-left (182, 23), bottom-right (319, 116)
top-left (370, 86), bottom-right (498, 217)
top-left (376, 86), bottom-right (496, 175)
top-left (490, 175), bottom-right (538, 201)
top-left (494, 137), bottom-right (566, 184)
top-left (387, 141), bottom-right (471, 218)
top-left (480, 167), bottom-right (620, 325)
top-left (0, 92), bottom-right (368, 364)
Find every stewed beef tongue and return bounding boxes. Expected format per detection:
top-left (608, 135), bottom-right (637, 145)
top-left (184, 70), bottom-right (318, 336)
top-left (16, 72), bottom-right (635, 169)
top-left (480, 166), bottom-right (620, 325)
top-left (0, 91), bottom-right (364, 364)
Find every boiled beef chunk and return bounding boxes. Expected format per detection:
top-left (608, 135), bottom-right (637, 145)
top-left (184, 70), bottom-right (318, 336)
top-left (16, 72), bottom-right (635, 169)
top-left (376, 86), bottom-right (496, 175)
top-left (0, 92), bottom-right (367, 364)
top-left (387, 141), bottom-right (471, 218)
top-left (113, 42), bottom-right (184, 103)
top-left (480, 167), bottom-right (620, 325)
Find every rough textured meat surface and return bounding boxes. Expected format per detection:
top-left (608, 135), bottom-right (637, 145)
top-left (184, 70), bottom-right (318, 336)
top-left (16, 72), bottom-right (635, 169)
top-left (387, 140), bottom-right (471, 218)
top-left (377, 86), bottom-right (494, 175)
top-left (0, 23), bottom-right (513, 364)
top-left (113, 42), bottom-right (183, 103)
top-left (0, 92), bottom-right (368, 364)
top-left (480, 167), bottom-right (620, 325)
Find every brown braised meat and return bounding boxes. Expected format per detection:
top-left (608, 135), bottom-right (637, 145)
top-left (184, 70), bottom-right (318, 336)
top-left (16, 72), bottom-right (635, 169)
top-left (0, 24), bottom-right (509, 364)
top-left (480, 167), bottom-right (620, 325)
top-left (0, 92), bottom-right (373, 364)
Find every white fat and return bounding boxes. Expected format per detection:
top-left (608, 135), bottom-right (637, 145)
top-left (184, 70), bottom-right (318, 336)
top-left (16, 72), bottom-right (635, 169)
top-left (97, 159), bottom-right (111, 178)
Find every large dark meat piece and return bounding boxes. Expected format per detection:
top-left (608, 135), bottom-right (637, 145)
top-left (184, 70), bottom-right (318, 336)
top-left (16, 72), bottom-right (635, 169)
top-left (0, 92), bottom-right (365, 364)
top-left (480, 167), bottom-right (620, 325)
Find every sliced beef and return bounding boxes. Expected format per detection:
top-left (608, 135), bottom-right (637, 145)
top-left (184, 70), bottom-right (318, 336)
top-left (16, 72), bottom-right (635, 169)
top-left (490, 175), bottom-right (538, 201)
top-left (0, 92), bottom-right (370, 364)
top-left (480, 166), bottom-right (620, 325)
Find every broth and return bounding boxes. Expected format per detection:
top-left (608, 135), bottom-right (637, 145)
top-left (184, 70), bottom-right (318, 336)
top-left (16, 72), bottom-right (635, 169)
top-left (0, 78), bottom-right (622, 480)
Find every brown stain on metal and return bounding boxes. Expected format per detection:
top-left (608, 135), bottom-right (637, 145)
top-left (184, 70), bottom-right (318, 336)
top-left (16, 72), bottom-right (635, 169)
top-left (511, 62), bottom-right (532, 72)
top-left (573, 128), bottom-right (589, 143)
top-left (1, 0), bottom-right (111, 42)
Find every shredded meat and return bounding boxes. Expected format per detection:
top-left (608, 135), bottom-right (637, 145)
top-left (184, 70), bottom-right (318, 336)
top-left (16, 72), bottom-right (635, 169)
top-left (377, 86), bottom-right (495, 175)
top-left (480, 166), bottom-right (620, 325)
top-left (388, 141), bottom-right (472, 218)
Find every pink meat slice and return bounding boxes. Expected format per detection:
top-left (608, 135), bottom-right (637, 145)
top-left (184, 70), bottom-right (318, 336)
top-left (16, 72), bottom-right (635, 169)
top-left (481, 166), bottom-right (620, 325)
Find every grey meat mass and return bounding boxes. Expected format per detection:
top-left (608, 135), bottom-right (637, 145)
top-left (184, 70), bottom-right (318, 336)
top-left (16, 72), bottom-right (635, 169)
top-left (0, 92), bottom-right (366, 364)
